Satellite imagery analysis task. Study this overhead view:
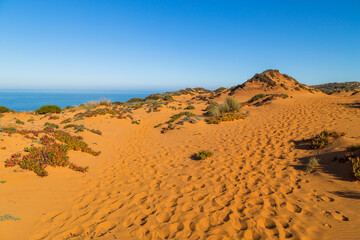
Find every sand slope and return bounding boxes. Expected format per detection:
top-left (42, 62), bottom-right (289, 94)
top-left (1, 93), bottom-right (360, 240)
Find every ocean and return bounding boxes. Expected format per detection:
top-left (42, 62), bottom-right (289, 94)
top-left (0, 90), bottom-right (156, 112)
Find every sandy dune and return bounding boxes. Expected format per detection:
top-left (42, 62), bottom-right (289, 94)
top-left (1, 91), bottom-right (360, 240)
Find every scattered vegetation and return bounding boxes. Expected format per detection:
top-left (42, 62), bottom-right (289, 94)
top-left (27, 118), bottom-right (35, 122)
top-left (346, 144), bottom-right (360, 152)
top-left (15, 119), bottom-right (25, 125)
top-left (309, 130), bottom-right (345, 149)
top-left (60, 118), bottom-right (71, 124)
top-left (185, 105), bottom-right (195, 110)
top-left (0, 106), bottom-right (11, 113)
top-left (305, 157), bottom-right (319, 172)
top-left (0, 213), bottom-right (21, 221)
top-left (205, 97), bottom-right (241, 117)
top-left (48, 115), bottom-right (60, 120)
top-left (64, 124), bottom-right (85, 132)
top-left (193, 150), bottom-right (213, 160)
top-left (0, 180), bottom-right (6, 184)
top-left (345, 144), bottom-right (360, 180)
top-left (312, 82), bottom-right (360, 95)
top-left (205, 113), bottom-right (246, 124)
top-left (35, 105), bottom-right (61, 114)
top-left (4, 127), bottom-right (100, 176)
top-left (44, 122), bottom-right (59, 129)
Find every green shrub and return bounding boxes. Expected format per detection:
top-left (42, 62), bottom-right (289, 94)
top-left (35, 105), bottom-right (61, 114)
top-left (0, 106), bottom-right (10, 113)
top-left (0, 213), bottom-right (21, 221)
top-left (205, 113), bottom-right (246, 124)
top-left (310, 130), bottom-right (345, 149)
top-left (185, 105), bottom-right (195, 110)
top-left (15, 119), bottom-right (25, 125)
top-left (205, 98), bottom-right (241, 117)
top-left (305, 157), bottom-right (319, 172)
top-left (346, 144), bottom-right (360, 152)
top-left (194, 150), bottom-right (213, 160)
top-left (224, 97), bottom-right (241, 112)
top-left (44, 122), bottom-right (59, 129)
top-left (27, 118), bottom-right (35, 122)
top-left (248, 94), bottom-right (269, 103)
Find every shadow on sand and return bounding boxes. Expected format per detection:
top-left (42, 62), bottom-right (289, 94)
top-left (292, 150), bottom-right (354, 182)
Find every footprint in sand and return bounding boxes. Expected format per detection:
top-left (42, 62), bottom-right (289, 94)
top-left (322, 210), bottom-right (349, 221)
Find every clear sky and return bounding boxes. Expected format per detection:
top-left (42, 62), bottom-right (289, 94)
top-left (0, 0), bottom-right (359, 90)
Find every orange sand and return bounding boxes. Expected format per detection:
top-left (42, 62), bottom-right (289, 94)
top-left (1, 91), bottom-right (360, 240)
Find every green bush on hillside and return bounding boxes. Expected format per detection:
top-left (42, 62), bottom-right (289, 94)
top-left (0, 106), bottom-right (10, 113)
top-left (35, 105), bottom-right (61, 114)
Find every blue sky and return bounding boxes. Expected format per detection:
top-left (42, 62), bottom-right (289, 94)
top-left (0, 0), bottom-right (359, 90)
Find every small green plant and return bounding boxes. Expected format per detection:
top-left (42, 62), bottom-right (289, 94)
top-left (48, 115), bottom-right (60, 120)
top-left (305, 157), bottom-right (319, 172)
top-left (131, 120), bottom-right (140, 125)
top-left (64, 124), bottom-right (85, 132)
top-left (194, 150), bottom-right (213, 160)
top-left (1, 127), bottom-right (17, 134)
top-left (27, 118), bottom-right (35, 122)
top-left (35, 105), bottom-right (61, 114)
top-left (154, 123), bottom-right (163, 128)
top-left (0, 180), bottom-right (6, 184)
top-left (205, 113), bottom-right (246, 124)
top-left (0, 213), bottom-right (21, 221)
top-left (60, 118), bottom-right (71, 124)
top-left (44, 122), bottom-right (59, 129)
top-left (88, 129), bottom-right (102, 135)
top-left (0, 106), bottom-right (10, 113)
top-left (15, 119), bottom-right (25, 125)
top-left (248, 94), bottom-right (269, 103)
top-left (346, 144), bottom-right (360, 152)
top-left (185, 105), bottom-right (195, 110)
top-left (205, 97), bottom-right (241, 117)
top-left (310, 130), bottom-right (345, 149)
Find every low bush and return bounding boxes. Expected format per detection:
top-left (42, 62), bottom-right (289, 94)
top-left (205, 97), bottom-right (241, 117)
top-left (248, 94), bottom-right (269, 103)
top-left (185, 105), bottom-right (195, 110)
top-left (0, 106), bottom-right (10, 113)
top-left (310, 130), bottom-right (345, 149)
top-left (193, 150), bottom-right (213, 160)
top-left (15, 119), bottom-right (25, 125)
top-left (35, 105), bottom-right (61, 114)
top-left (205, 113), bottom-right (246, 124)
top-left (305, 157), bottom-right (319, 172)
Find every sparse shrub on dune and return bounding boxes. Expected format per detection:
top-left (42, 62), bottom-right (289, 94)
top-left (193, 150), bottom-right (213, 160)
top-left (345, 144), bottom-right (360, 180)
top-left (60, 118), bottom-right (71, 124)
top-left (0, 106), bottom-right (11, 113)
top-left (205, 97), bottom-right (241, 117)
top-left (205, 113), bottom-right (246, 124)
top-left (185, 105), bottom-right (195, 110)
top-left (248, 94), bottom-right (269, 103)
top-left (305, 157), bottom-right (319, 172)
top-left (35, 105), bottom-right (61, 114)
top-left (346, 144), bottom-right (360, 152)
top-left (27, 118), bottom-right (35, 122)
top-left (0, 213), bottom-right (21, 221)
top-left (15, 119), bottom-right (25, 125)
top-left (309, 130), bottom-right (345, 149)
top-left (48, 115), bottom-right (60, 120)
top-left (99, 98), bottom-right (112, 106)
top-left (204, 98), bottom-right (245, 123)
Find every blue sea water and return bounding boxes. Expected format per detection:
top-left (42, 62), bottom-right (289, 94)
top-left (0, 90), bottom-right (156, 112)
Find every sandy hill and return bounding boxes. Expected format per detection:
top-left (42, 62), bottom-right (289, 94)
top-left (0, 72), bottom-right (360, 240)
top-left (228, 69), bottom-right (317, 95)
